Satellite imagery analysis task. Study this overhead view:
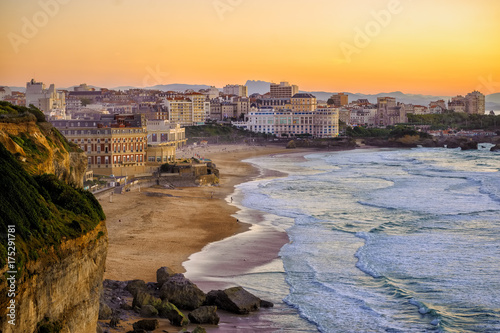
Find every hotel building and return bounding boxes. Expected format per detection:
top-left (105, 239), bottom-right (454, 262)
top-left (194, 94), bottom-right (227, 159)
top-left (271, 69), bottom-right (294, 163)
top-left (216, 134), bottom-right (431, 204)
top-left (52, 114), bottom-right (147, 177)
top-left (247, 106), bottom-right (339, 138)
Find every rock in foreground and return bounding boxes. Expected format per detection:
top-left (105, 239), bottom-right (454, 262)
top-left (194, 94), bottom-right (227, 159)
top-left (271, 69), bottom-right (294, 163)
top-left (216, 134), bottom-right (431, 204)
top-left (159, 274), bottom-right (206, 310)
top-left (206, 286), bottom-right (261, 314)
top-left (188, 306), bottom-right (220, 325)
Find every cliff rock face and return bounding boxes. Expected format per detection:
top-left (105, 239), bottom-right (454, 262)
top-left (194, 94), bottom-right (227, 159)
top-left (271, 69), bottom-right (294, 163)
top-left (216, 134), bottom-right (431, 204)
top-left (0, 114), bottom-right (107, 333)
top-left (0, 223), bottom-right (107, 333)
top-left (0, 121), bottom-right (87, 187)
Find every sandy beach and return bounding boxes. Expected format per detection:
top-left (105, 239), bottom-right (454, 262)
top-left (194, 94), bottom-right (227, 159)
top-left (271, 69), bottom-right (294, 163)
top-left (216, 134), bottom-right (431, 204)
top-left (101, 144), bottom-right (296, 282)
top-left (99, 143), bottom-right (312, 332)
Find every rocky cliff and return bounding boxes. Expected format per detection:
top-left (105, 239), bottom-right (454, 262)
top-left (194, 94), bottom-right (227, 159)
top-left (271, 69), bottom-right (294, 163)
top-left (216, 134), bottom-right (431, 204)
top-left (0, 103), bottom-right (107, 333)
top-left (0, 119), bottom-right (87, 187)
top-left (0, 223), bottom-right (107, 333)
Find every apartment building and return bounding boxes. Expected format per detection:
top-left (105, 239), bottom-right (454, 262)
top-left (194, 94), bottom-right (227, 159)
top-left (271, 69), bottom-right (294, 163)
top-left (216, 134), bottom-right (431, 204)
top-left (270, 82), bottom-right (299, 98)
top-left (223, 84), bottom-right (248, 97)
top-left (465, 91), bottom-right (485, 115)
top-left (25, 79), bottom-right (66, 119)
top-left (163, 93), bottom-right (209, 126)
top-left (330, 93), bottom-right (349, 107)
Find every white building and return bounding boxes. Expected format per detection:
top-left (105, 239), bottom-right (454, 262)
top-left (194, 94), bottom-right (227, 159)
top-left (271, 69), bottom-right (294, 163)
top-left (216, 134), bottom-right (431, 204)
top-left (247, 107), bottom-right (339, 138)
top-left (146, 119), bottom-right (186, 148)
top-left (350, 108), bottom-right (377, 126)
top-left (0, 86), bottom-right (12, 99)
top-left (25, 79), bottom-right (66, 119)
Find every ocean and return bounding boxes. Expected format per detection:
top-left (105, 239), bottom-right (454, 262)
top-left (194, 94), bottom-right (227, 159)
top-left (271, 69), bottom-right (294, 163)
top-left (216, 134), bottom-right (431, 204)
top-left (184, 146), bottom-right (500, 332)
top-left (221, 146), bottom-right (500, 333)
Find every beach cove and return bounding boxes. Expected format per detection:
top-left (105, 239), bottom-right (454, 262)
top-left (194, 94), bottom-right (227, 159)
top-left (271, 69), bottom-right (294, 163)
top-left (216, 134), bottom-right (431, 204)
top-left (100, 144), bottom-right (316, 332)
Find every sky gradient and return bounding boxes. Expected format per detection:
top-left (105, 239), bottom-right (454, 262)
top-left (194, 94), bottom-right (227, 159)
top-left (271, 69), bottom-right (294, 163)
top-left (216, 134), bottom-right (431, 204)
top-left (1, 0), bottom-right (499, 95)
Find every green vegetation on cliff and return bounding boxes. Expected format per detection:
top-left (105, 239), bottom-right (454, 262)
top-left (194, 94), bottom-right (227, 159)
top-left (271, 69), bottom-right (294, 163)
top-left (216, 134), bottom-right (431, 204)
top-left (0, 142), bottom-right (105, 271)
top-left (186, 124), bottom-right (271, 143)
top-left (0, 101), bottom-right (46, 123)
top-left (407, 112), bottom-right (500, 131)
top-left (346, 125), bottom-right (432, 139)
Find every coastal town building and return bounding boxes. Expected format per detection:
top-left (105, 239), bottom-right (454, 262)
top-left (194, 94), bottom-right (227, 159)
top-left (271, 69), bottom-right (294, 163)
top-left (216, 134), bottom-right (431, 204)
top-left (247, 106), bottom-right (339, 138)
top-left (376, 97), bottom-right (403, 126)
top-left (329, 93), bottom-right (349, 107)
top-left (0, 86), bottom-right (12, 99)
top-left (349, 108), bottom-right (377, 126)
top-left (430, 100), bottom-right (447, 110)
top-left (255, 97), bottom-right (291, 111)
top-left (222, 84), bottom-right (248, 97)
top-left (200, 86), bottom-right (220, 99)
top-left (163, 93), bottom-right (209, 126)
top-left (448, 96), bottom-right (466, 113)
top-left (270, 82), bottom-right (299, 98)
top-left (291, 93), bottom-right (317, 112)
top-left (25, 79), bottom-right (66, 119)
top-left (146, 119), bottom-right (186, 148)
top-left (209, 97), bottom-right (251, 121)
top-left (51, 114), bottom-right (147, 176)
top-left (465, 91), bottom-right (485, 115)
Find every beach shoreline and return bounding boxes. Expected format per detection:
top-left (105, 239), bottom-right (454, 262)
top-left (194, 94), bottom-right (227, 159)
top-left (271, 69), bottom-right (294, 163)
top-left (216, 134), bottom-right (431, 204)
top-left (99, 143), bottom-right (316, 332)
top-left (101, 144), bottom-right (302, 281)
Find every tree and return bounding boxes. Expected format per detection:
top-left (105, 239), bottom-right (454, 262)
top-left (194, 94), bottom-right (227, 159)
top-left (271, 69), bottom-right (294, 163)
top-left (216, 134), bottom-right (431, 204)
top-left (80, 98), bottom-right (92, 107)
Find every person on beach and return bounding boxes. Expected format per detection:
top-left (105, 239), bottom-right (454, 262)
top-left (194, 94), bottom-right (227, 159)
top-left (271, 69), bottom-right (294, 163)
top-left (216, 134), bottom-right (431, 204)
top-left (231, 197), bottom-right (233, 202)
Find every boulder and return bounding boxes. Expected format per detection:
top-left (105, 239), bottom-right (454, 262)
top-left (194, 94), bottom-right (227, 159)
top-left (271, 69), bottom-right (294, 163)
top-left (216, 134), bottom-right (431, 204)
top-left (192, 326), bottom-right (207, 333)
top-left (156, 266), bottom-right (175, 287)
top-left (206, 286), bottom-right (261, 314)
top-left (490, 144), bottom-right (500, 152)
top-left (98, 300), bottom-right (112, 320)
top-left (140, 304), bottom-right (159, 317)
top-left (132, 319), bottom-right (159, 331)
top-left (188, 306), bottom-right (220, 325)
top-left (460, 141), bottom-right (478, 150)
top-left (260, 300), bottom-right (274, 308)
top-left (159, 274), bottom-right (206, 310)
top-left (132, 290), bottom-right (161, 309)
top-left (125, 279), bottom-right (147, 298)
top-left (157, 300), bottom-right (188, 326)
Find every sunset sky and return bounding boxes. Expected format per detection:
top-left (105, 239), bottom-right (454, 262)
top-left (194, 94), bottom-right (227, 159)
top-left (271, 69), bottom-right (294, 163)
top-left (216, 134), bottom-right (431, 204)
top-left (1, 0), bottom-right (499, 95)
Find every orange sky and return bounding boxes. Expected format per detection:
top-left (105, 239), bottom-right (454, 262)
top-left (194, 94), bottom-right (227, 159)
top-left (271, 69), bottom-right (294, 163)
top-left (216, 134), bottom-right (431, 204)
top-left (1, 0), bottom-right (499, 95)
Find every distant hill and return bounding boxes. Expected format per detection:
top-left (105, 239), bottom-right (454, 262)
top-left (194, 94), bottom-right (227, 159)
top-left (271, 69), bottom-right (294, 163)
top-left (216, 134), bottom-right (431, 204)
top-left (307, 91), bottom-right (452, 106)
top-left (5, 86), bottom-right (25, 93)
top-left (486, 93), bottom-right (500, 104)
